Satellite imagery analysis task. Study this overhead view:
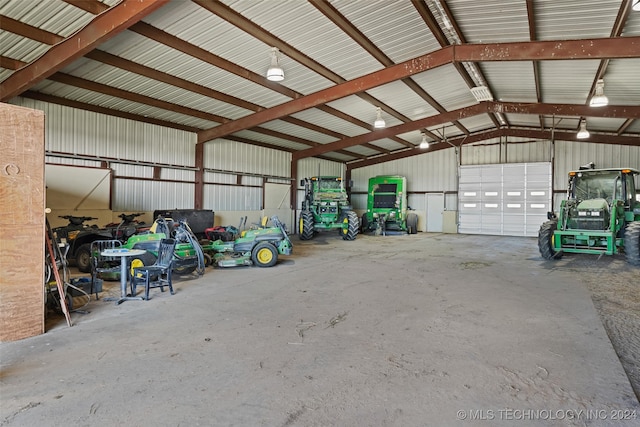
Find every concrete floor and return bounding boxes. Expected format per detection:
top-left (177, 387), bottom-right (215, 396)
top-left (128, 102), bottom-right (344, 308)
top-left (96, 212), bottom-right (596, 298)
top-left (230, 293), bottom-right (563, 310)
top-left (1, 232), bottom-right (639, 427)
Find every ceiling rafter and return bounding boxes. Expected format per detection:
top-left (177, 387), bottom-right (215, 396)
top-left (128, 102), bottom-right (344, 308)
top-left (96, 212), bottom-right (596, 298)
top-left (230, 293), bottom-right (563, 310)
top-left (129, 22), bottom-right (393, 154)
top-left (348, 126), bottom-right (640, 170)
top-left (0, 15), bottom-right (64, 45)
top-left (22, 90), bottom-right (200, 132)
top-left (193, 0), bottom-right (415, 149)
top-left (2, 21), bottom-right (369, 158)
top-left (525, 0), bottom-right (544, 129)
top-left (297, 101), bottom-right (640, 160)
top-left (62, 0), bottom-right (110, 15)
top-left (84, 50), bottom-right (370, 158)
top-left (199, 36), bottom-right (640, 144)
top-left (416, 0), bottom-right (506, 129)
top-left (46, 71), bottom-right (366, 157)
top-left (582, 1), bottom-right (635, 132)
top-left (310, 0), bottom-right (458, 141)
top-left (0, 0), bottom-right (170, 101)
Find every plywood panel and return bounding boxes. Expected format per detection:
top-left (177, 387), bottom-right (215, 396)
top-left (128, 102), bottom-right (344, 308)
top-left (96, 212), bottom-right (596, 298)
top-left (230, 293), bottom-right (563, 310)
top-left (0, 103), bottom-right (45, 341)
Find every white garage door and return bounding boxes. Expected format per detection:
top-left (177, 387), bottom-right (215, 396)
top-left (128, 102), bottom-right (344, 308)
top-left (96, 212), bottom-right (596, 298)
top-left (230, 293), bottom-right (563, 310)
top-left (458, 162), bottom-right (552, 237)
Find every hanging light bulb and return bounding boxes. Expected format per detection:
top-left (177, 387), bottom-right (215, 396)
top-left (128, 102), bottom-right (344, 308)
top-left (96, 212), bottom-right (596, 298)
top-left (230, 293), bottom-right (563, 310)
top-left (589, 79), bottom-right (608, 107)
top-left (577, 119), bottom-right (590, 139)
top-left (419, 132), bottom-right (430, 149)
top-left (266, 47), bottom-right (284, 81)
top-left (373, 107), bottom-right (386, 128)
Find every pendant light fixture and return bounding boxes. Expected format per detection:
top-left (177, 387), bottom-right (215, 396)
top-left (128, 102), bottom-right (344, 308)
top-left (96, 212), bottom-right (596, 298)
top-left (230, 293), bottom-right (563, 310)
top-left (589, 79), bottom-right (608, 107)
top-left (373, 107), bottom-right (385, 128)
top-left (266, 47), bottom-right (284, 81)
top-left (419, 132), bottom-right (430, 149)
top-left (577, 119), bottom-right (590, 139)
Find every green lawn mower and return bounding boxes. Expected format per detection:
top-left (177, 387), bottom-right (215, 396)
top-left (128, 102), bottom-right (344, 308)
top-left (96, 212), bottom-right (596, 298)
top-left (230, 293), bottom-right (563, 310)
top-left (202, 216), bottom-right (292, 267)
top-left (97, 216), bottom-right (206, 281)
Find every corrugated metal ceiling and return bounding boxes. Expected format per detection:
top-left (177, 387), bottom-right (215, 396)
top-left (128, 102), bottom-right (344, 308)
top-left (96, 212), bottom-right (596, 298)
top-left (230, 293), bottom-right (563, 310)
top-left (0, 0), bottom-right (638, 168)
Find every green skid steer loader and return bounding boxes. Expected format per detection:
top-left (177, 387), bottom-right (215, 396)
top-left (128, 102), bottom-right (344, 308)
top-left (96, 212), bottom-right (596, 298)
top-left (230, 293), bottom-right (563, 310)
top-left (538, 166), bottom-right (640, 266)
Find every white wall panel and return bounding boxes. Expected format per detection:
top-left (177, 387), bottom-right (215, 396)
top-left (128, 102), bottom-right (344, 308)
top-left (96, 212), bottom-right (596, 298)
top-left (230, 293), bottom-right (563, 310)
top-left (13, 97), bottom-right (197, 211)
top-left (350, 147), bottom-right (459, 194)
top-left (13, 97), bottom-right (196, 165)
top-left (208, 139), bottom-right (291, 178)
top-left (297, 158), bottom-right (344, 181)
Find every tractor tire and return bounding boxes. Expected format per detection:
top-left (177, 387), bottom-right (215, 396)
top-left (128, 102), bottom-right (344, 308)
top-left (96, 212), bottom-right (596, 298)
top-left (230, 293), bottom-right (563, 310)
top-left (406, 213), bottom-right (418, 234)
top-left (252, 242), bottom-right (278, 267)
top-left (299, 211), bottom-right (315, 240)
top-left (174, 266), bottom-right (196, 276)
top-left (538, 220), bottom-right (562, 260)
top-left (203, 252), bottom-right (213, 267)
top-left (342, 211), bottom-right (359, 241)
top-left (75, 243), bottom-right (93, 273)
top-left (624, 222), bottom-right (640, 266)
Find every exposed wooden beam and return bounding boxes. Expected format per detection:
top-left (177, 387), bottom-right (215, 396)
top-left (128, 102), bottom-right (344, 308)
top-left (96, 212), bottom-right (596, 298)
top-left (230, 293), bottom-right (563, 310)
top-left (199, 36), bottom-right (640, 144)
top-left (0, 0), bottom-right (170, 102)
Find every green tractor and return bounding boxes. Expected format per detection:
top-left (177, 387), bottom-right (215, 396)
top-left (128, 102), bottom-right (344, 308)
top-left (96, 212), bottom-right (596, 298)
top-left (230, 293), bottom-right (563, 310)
top-left (361, 175), bottom-right (418, 235)
top-left (538, 166), bottom-right (640, 266)
top-left (204, 216), bottom-right (292, 267)
top-left (298, 176), bottom-right (359, 241)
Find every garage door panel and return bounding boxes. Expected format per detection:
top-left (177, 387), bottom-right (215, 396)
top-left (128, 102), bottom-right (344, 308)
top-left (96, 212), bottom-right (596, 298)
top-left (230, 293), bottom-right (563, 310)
top-left (458, 162), bottom-right (551, 237)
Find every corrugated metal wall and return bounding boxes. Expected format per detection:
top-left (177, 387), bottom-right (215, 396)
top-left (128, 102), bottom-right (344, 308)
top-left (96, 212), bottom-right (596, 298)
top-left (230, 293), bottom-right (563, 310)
top-left (350, 138), bottom-right (639, 231)
top-left (12, 98), bottom-right (339, 213)
top-left (10, 97), bottom-right (640, 218)
top-left (350, 148), bottom-right (460, 214)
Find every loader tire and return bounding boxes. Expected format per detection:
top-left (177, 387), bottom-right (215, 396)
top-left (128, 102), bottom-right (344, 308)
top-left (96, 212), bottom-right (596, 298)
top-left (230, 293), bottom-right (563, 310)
top-left (538, 220), bottom-right (562, 260)
top-left (342, 211), bottom-right (359, 241)
top-left (406, 213), bottom-right (418, 234)
top-left (624, 222), bottom-right (640, 266)
top-left (299, 211), bottom-right (314, 240)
